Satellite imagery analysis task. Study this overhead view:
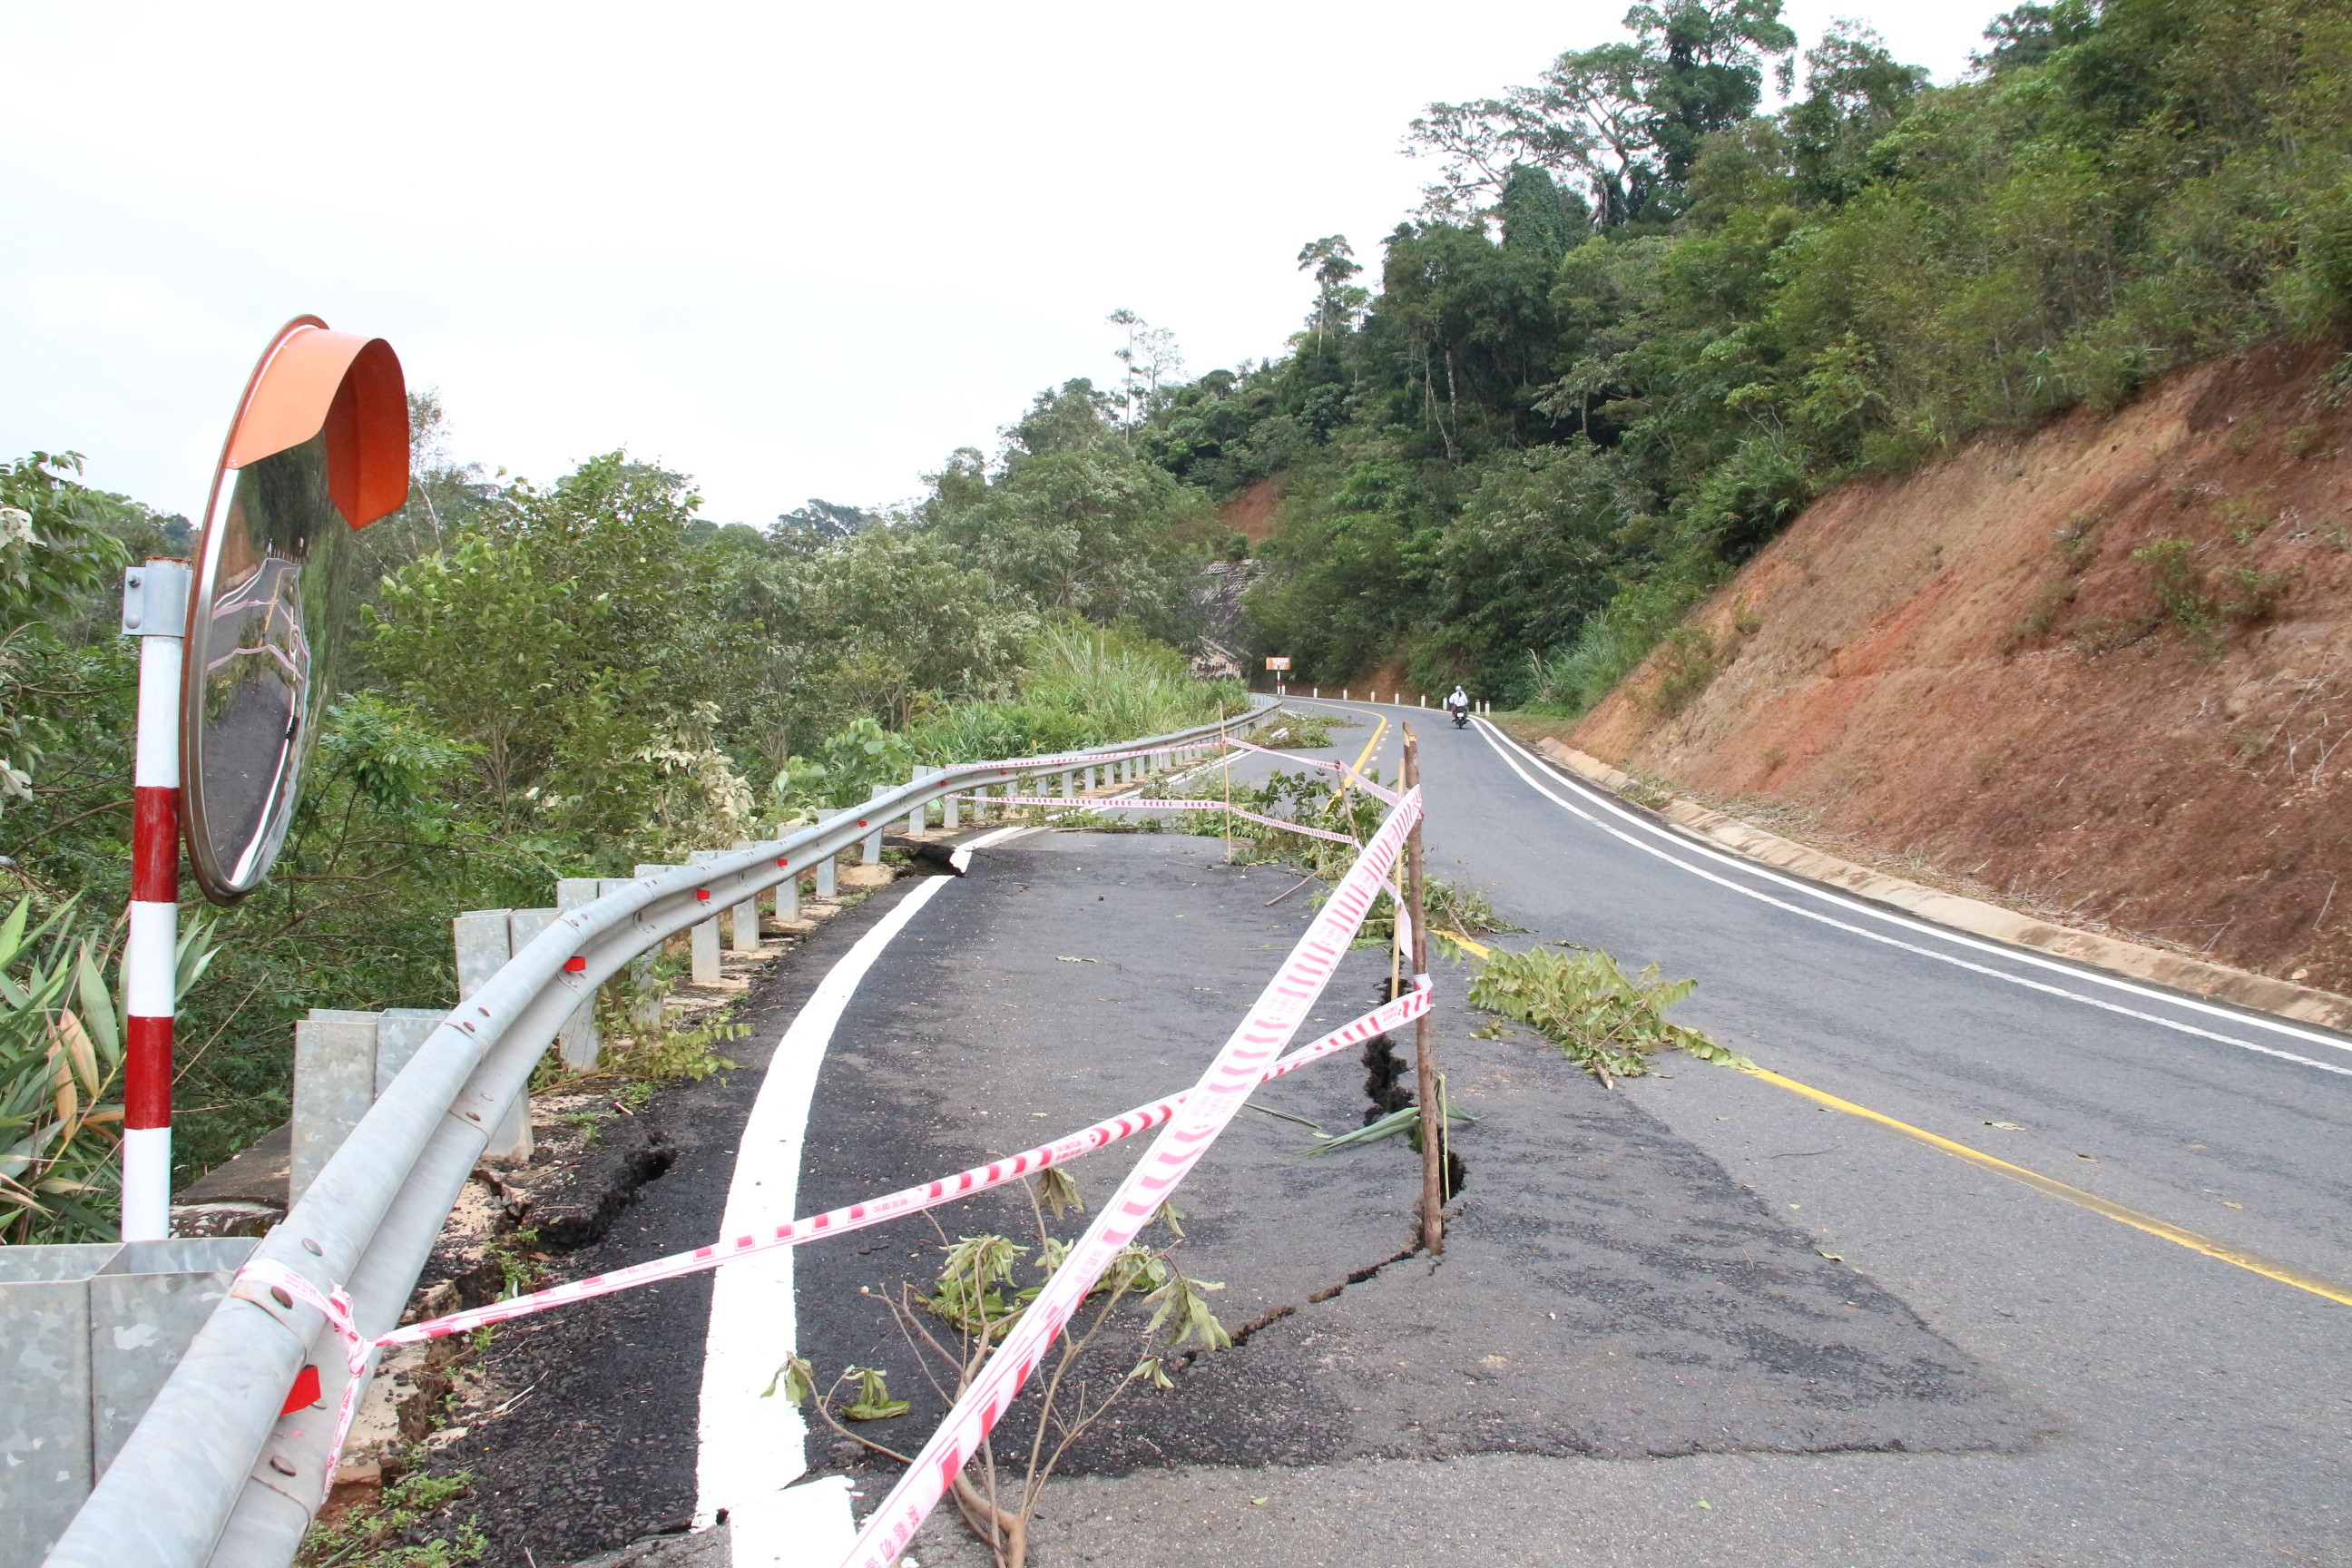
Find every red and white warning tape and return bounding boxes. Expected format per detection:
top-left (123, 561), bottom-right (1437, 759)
top-left (956, 793), bottom-right (1361, 848)
top-left (1221, 737), bottom-right (1399, 804)
top-left (233, 1259), bottom-right (370, 1506)
top-left (841, 784), bottom-right (1422, 1568)
top-left (375, 981), bottom-right (1427, 1348)
top-left (232, 969), bottom-right (1432, 1489)
top-left (235, 729), bottom-right (1422, 1525)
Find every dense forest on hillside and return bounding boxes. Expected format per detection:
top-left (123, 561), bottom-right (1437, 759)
top-left (1086, 0), bottom-right (2351, 704)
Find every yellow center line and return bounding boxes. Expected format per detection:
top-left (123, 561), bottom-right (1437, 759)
top-left (1333, 709), bottom-right (1387, 803)
top-left (1390, 809), bottom-right (2341, 1307)
top-left (1741, 1065), bottom-right (2352, 1308)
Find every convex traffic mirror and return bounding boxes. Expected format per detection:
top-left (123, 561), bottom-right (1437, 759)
top-left (181, 318), bottom-right (408, 901)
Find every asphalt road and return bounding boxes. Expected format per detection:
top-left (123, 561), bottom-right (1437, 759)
top-left (493, 706), bottom-right (2350, 1568)
top-left (1103, 698), bottom-right (2351, 1566)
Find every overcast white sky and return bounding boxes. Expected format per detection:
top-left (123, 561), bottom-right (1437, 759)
top-left (1, 3), bottom-right (2002, 527)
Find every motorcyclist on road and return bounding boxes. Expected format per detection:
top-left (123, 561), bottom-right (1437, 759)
top-left (1446, 685), bottom-right (1471, 727)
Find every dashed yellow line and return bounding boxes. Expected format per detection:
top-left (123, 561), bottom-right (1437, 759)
top-left (1741, 1065), bottom-right (2352, 1308)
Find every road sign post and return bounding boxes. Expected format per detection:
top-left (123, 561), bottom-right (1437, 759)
top-left (118, 562), bottom-right (192, 1241)
top-left (115, 318), bottom-right (409, 1239)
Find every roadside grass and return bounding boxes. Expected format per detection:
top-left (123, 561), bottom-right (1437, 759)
top-left (298, 1460), bottom-right (485, 1567)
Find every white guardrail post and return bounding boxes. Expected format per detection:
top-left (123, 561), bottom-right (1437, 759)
top-left (770, 831), bottom-right (801, 924)
top-left (34, 701), bottom-right (1269, 1568)
top-left (687, 851), bottom-right (726, 984)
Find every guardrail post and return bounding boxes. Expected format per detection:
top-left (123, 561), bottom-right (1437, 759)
top-left (942, 782), bottom-right (959, 830)
top-left (622, 871), bottom-right (669, 1029)
top-left (453, 908), bottom-right (511, 999)
top-left (289, 1010), bottom-right (380, 1205)
top-left (725, 841), bottom-right (762, 954)
top-left (816, 824), bottom-right (839, 897)
top-left (0, 1236), bottom-right (264, 1566)
top-left (770, 832), bottom-right (802, 923)
top-left (89, 1238), bottom-right (260, 1475)
top-left (510, 907), bottom-right (558, 966)
top-left (376, 1008), bottom-right (445, 1093)
top-left (554, 878), bottom-right (604, 1070)
top-left (0, 1241), bottom-right (113, 1563)
top-left (687, 851), bottom-right (725, 983)
top-left (455, 909), bottom-right (534, 1162)
top-left (865, 787), bottom-right (887, 862)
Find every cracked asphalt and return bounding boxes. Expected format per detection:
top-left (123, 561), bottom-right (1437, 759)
top-left (789, 829), bottom-right (2041, 1565)
top-left (454, 706), bottom-right (2348, 1568)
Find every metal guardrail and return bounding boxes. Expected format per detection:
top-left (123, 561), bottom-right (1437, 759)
top-left (43, 701), bottom-right (1269, 1568)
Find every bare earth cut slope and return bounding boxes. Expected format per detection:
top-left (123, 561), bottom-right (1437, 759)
top-left (1571, 343), bottom-right (2352, 996)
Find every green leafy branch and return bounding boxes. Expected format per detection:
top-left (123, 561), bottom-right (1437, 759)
top-left (1466, 944), bottom-right (1749, 1084)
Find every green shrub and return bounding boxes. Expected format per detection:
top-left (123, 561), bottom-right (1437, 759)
top-left (1637, 627), bottom-right (1721, 716)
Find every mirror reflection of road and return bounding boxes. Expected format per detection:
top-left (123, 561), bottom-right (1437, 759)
top-left (194, 554), bottom-right (307, 881)
top-left (1150, 697), bottom-right (2350, 1561)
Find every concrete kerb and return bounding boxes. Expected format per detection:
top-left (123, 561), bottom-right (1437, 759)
top-left (1528, 735), bottom-right (2352, 1037)
top-left (43, 701), bottom-right (1269, 1568)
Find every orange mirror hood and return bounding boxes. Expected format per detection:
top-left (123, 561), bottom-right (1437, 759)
top-left (220, 316), bottom-right (410, 527)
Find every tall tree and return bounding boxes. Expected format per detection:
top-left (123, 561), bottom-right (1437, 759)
top-left (1408, 0), bottom-right (1796, 227)
top-left (1296, 236), bottom-right (1367, 352)
top-left (1107, 309), bottom-right (1183, 427)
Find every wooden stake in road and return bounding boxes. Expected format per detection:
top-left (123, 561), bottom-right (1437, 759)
top-left (1220, 711), bottom-right (1233, 864)
top-left (1403, 726), bottom-right (1443, 1253)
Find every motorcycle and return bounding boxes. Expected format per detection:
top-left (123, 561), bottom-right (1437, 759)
top-left (1448, 703), bottom-right (1470, 729)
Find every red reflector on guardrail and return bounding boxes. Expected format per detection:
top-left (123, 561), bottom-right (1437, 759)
top-left (279, 1363), bottom-right (320, 1416)
top-left (564, 956), bottom-right (586, 973)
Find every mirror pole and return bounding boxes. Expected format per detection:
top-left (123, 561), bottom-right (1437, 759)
top-left (119, 560), bottom-right (191, 1240)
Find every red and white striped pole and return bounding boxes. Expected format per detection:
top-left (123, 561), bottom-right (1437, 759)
top-left (120, 559), bottom-right (190, 1241)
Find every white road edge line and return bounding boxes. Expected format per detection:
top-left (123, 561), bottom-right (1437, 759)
top-left (1465, 717), bottom-right (2352, 1080)
top-left (692, 873), bottom-right (956, 1565)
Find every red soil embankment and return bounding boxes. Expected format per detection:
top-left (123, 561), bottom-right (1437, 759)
top-left (1572, 342), bottom-right (2352, 993)
top-left (1220, 476), bottom-right (1283, 544)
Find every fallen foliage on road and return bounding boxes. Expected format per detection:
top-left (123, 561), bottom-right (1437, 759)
top-left (1467, 946), bottom-right (1750, 1084)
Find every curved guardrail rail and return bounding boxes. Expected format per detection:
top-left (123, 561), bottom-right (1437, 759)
top-left (44, 700), bottom-right (1269, 1568)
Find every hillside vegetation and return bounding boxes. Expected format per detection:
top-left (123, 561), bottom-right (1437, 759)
top-left (2, 390), bottom-right (1240, 1217)
top-left (1558, 341), bottom-right (2352, 995)
top-left (1122, 0), bottom-right (2352, 701)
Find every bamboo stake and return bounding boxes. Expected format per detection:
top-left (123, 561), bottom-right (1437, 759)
top-left (1403, 726), bottom-right (1443, 1253)
top-left (1221, 712), bottom-right (1234, 864)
